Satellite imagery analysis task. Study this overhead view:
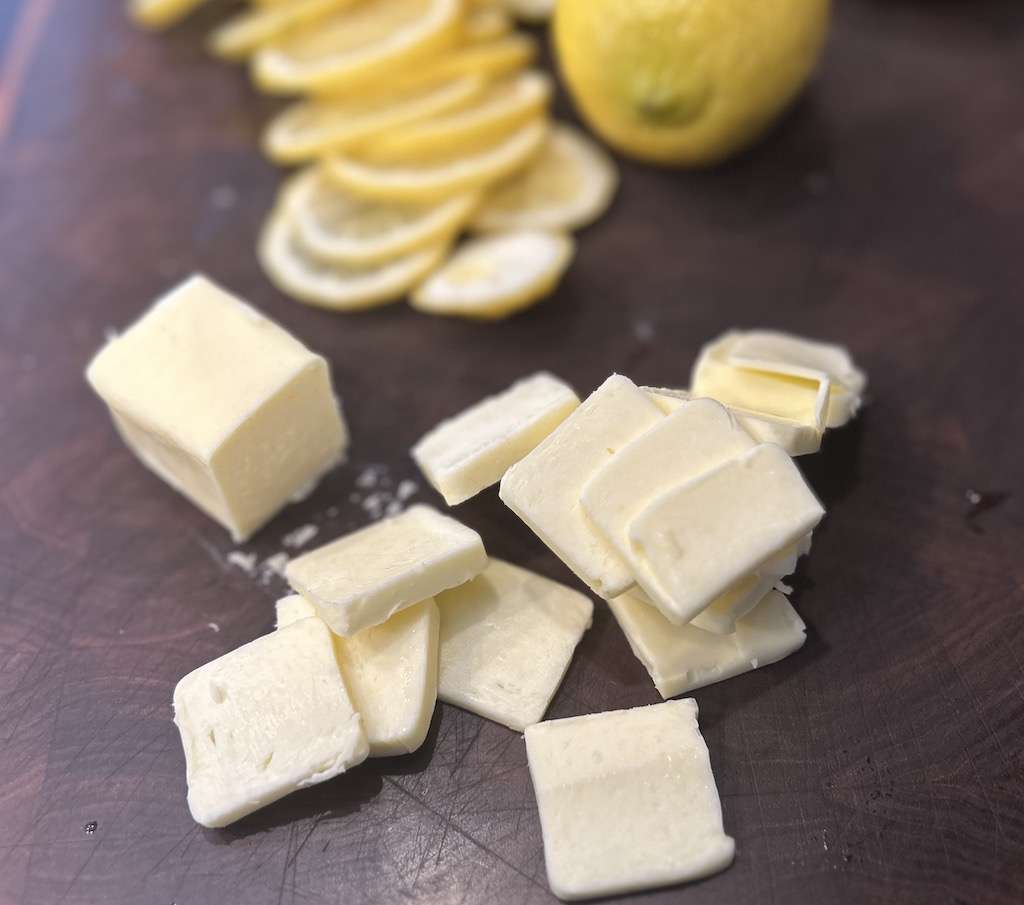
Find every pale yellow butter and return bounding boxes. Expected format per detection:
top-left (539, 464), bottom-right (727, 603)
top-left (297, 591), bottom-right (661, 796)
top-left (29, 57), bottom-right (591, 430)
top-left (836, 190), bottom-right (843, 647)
top-left (275, 596), bottom-right (439, 757)
top-left (86, 274), bottom-right (348, 541)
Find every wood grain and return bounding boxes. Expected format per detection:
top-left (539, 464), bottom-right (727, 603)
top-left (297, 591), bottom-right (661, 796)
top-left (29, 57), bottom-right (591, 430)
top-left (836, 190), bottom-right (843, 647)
top-left (1, 2), bottom-right (1022, 904)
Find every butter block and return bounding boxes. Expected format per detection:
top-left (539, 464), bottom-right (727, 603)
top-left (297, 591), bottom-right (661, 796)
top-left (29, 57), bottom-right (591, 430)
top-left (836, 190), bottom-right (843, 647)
top-left (436, 558), bottom-right (592, 731)
top-left (610, 590), bottom-right (807, 697)
top-left (412, 372), bottom-right (579, 506)
top-left (499, 374), bottom-right (664, 597)
top-left (644, 386), bottom-right (822, 456)
top-left (525, 699), bottom-right (734, 900)
top-left (172, 618), bottom-right (368, 828)
top-left (628, 444), bottom-right (824, 625)
top-left (276, 596), bottom-right (439, 757)
top-left (581, 398), bottom-right (755, 573)
top-left (689, 534), bottom-right (811, 634)
top-left (86, 274), bottom-right (348, 542)
top-left (285, 504), bottom-right (486, 636)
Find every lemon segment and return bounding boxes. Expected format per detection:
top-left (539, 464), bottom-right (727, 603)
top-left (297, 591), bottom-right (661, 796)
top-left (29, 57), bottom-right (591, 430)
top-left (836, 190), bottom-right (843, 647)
top-left (259, 206), bottom-right (448, 311)
top-left (253, 0), bottom-right (464, 95)
top-left (208, 0), bottom-right (357, 61)
top-left (283, 167), bottom-right (479, 266)
top-left (554, 0), bottom-right (831, 166)
top-left (361, 71), bottom-right (552, 164)
top-left (500, 0), bottom-right (554, 24)
top-left (326, 117), bottom-right (548, 204)
top-left (128, 0), bottom-right (207, 29)
top-left (472, 122), bottom-right (618, 233)
top-left (411, 231), bottom-right (573, 320)
top-left (263, 75), bottom-right (484, 164)
top-left (462, 5), bottom-right (513, 42)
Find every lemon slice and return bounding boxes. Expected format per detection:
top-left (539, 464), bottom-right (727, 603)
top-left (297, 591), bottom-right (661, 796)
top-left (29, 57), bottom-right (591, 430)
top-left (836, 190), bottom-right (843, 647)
top-left (411, 231), bottom-right (573, 319)
top-left (471, 123), bottom-right (618, 232)
top-left (462, 5), bottom-right (513, 42)
top-left (253, 0), bottom-right (463, 95)
top-left (361, 70), bottom-right (552, 163)
top-left (263, 75), bottom-right (484, 164)
top-left (128, 0), bottom-right (207, 29)
top-left (501, 0), bottom-right (554, 23)
top-left (208, 0), bottom-right (356, 61)
top-left (259, 207), bottom-right (448, 311)
top-left (282, 167), bottom-right (478, 266)
top-left (326, 117), bottom-right (548, 204)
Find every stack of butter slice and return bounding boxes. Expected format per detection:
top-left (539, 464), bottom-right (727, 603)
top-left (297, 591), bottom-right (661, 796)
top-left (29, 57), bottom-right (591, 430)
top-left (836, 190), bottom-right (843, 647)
top-left (493, 372), bottom-right (827, 698)
top-left (173, 504), bottom-right (593, 828)
top-left (129, 0), bottom-right (618, 318)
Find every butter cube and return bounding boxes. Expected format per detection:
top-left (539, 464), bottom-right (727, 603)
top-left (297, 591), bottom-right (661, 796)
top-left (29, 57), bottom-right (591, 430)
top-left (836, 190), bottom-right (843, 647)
top-left (525, 699), bottom-right (734, 900)
top-left (628, 444), bottom-right (824, 625)
top-left (610, 590), bottom-right (807, 697)
top-left (86, 274), bottom-right (348, 542)
top-left (285, 504), bottom-right (486, 636)
top-left (412, 372), bottom-right (580, 506)
top-left (644, 386), bottom-right (822, 456)
top-left (172, 618), bottom-right (368, 828)
top-left (436, 558), bottom-right (592, 731)
top-left (499, 374), bottom-right (664, 597)
top-left (275, 596), bottom-right (439, 757)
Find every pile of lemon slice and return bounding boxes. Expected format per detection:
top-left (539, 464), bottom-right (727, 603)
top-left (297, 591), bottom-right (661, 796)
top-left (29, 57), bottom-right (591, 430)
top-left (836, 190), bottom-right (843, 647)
top-left (131, 0), bottom-right (614, 319)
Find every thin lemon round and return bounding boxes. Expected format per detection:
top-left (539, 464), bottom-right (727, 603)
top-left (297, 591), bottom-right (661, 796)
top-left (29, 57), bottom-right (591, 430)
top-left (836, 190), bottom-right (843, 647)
top-left (326, 117), bottom-right (547, 204)
top-left (471, 122), bottom-right (618, 232)
top-left (208, 0), bottom-right (357, 62)
top-left (501, 0), bottom-right (553, 24)
top-left (259, 207), bottom-right (448, 311)
top-left (128, 0), bottom-right (207, 29)
top-left (411, 230), bottom-right (573, 320)
top-left (554, 0), bottom-right (830, 166)
top-left (361, 71), bottom-right (551, 164)
top-left (263, 75), bottom-right (484, 164)
top-left (253, 0), bottom-right (464, 95)
top-left (284, 167), bottom-right (478, 266)
top-left (318, 33), bottom-right (537, 99)
top-left (462, 5), bottom-right (513, 42)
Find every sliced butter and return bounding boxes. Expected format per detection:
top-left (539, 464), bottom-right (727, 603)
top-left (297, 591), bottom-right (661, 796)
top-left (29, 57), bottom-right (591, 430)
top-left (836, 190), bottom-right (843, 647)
top-left (275, 596), bottom-right (439, 757)
top-left (86, 274), bottom-right (348, 542)
top-left (172, 618), bottom-right (368, 828)
top-left (285, 504), bottom-right (486, 636)
top-left (525, 699), bottom-right (734, 900)
top-left (499, 374), bottom-right (664, 597)
top-left (628, 444), bottom-right (824, 625)
top-left (610, 590), bottom-right (807, 698)
top-left (644, 386), bottom-right (822, 457)
top-left (436, 558), bottom-right (592, 731)
top-left (412, 371), bottom-right (579, 506)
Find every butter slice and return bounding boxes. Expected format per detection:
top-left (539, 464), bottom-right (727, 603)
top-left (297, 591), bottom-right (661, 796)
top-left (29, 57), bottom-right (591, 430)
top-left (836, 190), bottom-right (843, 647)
top-left (689, 534), bottom-right (811, 634)
top-left (436, 558), bottom-right (592, 731)
top-left (86, 274), bottom-right (348, 542)
top-left (525, 699), bottom-right (734, 900)
top-left (412, 372), bottom-right (579, 506)
top-left (275, 596), bottom-right (439, 757)
top-left (172, 618), bottom-right (368, 828)
top-left (725, 330), bottom-right (866, 428)
top-left (628, 444), bottom-right (824, 624)
top-left (610, 590), bottom-right (807, 697)
top-left (644, 386), bottom-right (822, 457)
top-left (286, 504), bottom-right (486, 636)
top-left (581, 398), bottom-right (755, 571)
top-left (499, 375), bottom-right (664, 597)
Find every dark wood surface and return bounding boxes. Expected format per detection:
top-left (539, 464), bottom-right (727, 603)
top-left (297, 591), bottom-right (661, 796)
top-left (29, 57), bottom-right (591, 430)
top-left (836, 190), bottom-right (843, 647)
top-left (2, 2), bottom-right (1023, 904)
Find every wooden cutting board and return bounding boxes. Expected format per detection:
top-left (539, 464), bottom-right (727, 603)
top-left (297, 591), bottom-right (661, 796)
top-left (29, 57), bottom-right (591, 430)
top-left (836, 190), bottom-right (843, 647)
top-left (1, 2), bottom-right (1021, 903)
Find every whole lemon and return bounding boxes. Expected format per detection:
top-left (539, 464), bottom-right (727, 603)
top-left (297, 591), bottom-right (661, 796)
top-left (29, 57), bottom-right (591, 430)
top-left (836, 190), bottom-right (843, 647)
top-left (554, 0), bottom-right (830, 167)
